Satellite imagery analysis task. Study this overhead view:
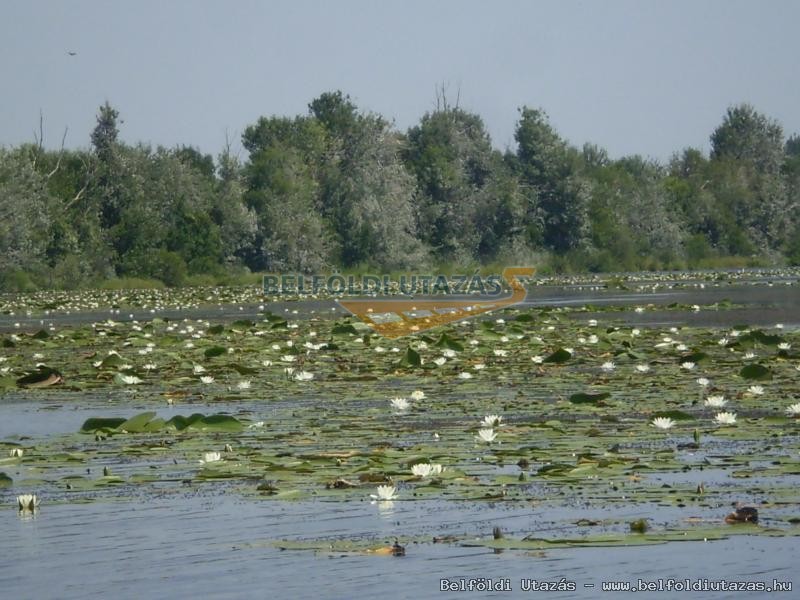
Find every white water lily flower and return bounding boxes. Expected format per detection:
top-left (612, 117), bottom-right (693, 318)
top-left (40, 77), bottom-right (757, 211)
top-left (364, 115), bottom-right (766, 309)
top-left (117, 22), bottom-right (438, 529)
top-left (680, 362), bottom-right (696, 370)
top-left (262, 360), bottom-right (273, 367)
top-left (293, 370), bottom-right (314, 381)
top-left (458, 372), bottom-right (473, 379)
top-left (634, 306), bottom-right (644, 313)
top-left (192, 364), bottom-right (206, 374)
top-left (601, 361), bottom-right (615, 372)
top-left (433, 357), bottom-right (447, 366)
top-left (676, 344), bottom-right (688, 352)
top-left (119, 374), bottom-right (142, 385)
top-left (747, 385), bottom-right (764, 396)
top-left (704, 395), bottom-right (728, 408)
top-left (200, 376), bottom-right (215, 384)
top-left (17, 494), bottom-right (39, 511)
top-left (531, 355), bottom-right (544, 364)
top-left (473, 363), bottom-right (486, 370)
top-left (482, 414), bottom-right (503, 427)
top-left (374, 346), bottom-right (386, 353)
top-left (692, 304), bottom-right (701, 312)
top-left (588, 319), bottom-right (598, 327)
top-left (493, 349), bottom-right (508, 357)
top-left (442, 349), bottom-right (457, 358)
top-left (744, 351), bottom-right (756, 360)
top-left (236, 380), bottom-right (251, 390)
top-left (476, 428), bottom-right (497, 443)
top-left (718, 337), bottom-right (729, 346)
top-left (185, 342), bottom-right (194, 349)
top-left (281, 355), bottom-right (296, 363)
top-left (785, 403), bottom-right (800, 416)
top-left (200, 451), bottom-right (222, 464)
top-left (410, 390), bottom-right (426, 401)
top-left (635, 364), bottom-right (651, 373)
top-left (143, 363), bottom-right (157, 371)
top-left (714, 412), bottom-right (737, 425)
top-left (778, 342), bottom-right (791, 350)
top-left (650, 417), bottom-right (676, 430)
top-left (390, 397), bottom-right (410, 411)
top-left (370, 485), bottom-right (397, 501)
top-left (9, 448), bottom-right (23, 458)
top-left (587, 334), bottom-right (599, 344)
top-left (631, 328), bottom-right (641, 336)
top-left (697, 377), bottom-right (711, 387)
top-left (411, 463), bottom-right (435, 478)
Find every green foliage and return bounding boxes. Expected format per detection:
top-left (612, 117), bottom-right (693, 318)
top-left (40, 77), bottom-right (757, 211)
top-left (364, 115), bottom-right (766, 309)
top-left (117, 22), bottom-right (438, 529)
top-left (2, 98), bottom-right (799, 285)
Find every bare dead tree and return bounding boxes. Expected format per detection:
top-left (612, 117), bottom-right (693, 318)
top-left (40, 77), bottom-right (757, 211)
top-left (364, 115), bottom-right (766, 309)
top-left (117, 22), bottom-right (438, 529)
top-left (46, 127), bottom-right (69, 180)
top-left (32, 110), bottom-right (45, 168)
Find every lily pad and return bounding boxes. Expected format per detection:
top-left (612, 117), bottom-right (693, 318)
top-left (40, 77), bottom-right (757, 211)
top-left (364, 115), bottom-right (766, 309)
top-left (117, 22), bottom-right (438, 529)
top-left (543, 348), bottom-right (572, 364)
top-left (569, 392), bottom-right (611, 405)
top-left (739, 364), bottom-right (772, 381)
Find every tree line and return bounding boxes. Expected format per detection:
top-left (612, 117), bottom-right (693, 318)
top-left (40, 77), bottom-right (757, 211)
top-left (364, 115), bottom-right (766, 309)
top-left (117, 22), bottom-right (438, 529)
top-left (1, 92), bottom-right (799, 290)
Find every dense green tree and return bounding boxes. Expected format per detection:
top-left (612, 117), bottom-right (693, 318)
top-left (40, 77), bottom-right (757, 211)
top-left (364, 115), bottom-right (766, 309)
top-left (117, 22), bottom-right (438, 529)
top-left (513, 108), bottom-right (591, 253)
top-left (0, 148), bottom-right (52, 275)
top-left (403, 104), bottom-right (499, 264)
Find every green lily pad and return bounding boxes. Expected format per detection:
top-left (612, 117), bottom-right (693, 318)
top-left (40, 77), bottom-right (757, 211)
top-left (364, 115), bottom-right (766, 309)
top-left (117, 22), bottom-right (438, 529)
top-left (204, 346), bottom-right (227, 358)
top-left (739, 364), bottom-right (772, 380)
top-left (398, 347), bottom-right (421, 368)
top-left (569, 392), bottom-right (611, 405)
top-left (543, 348), bottom-right (572, 363)
top-left (434, 333), bottom-right (464, 352)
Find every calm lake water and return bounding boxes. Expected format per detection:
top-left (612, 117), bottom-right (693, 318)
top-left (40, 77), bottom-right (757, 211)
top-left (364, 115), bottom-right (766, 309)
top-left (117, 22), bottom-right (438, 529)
top-left (3, 492), bottom-right (797, 599)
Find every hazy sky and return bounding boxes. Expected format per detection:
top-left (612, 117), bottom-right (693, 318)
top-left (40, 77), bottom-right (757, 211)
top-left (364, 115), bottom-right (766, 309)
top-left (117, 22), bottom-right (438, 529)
top-left (2, 0), bottom-right (798, 162)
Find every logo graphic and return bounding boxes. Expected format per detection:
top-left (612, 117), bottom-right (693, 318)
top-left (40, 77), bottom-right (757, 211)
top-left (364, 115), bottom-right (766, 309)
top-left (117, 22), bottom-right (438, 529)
top-left (264, 267), bottom-right (534, 338)
top-left (338, 267), bottom-right (534, 337)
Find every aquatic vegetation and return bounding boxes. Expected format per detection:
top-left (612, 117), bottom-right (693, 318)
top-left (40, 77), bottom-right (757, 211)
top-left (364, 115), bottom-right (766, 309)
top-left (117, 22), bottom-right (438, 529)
top-left (481, 415), bottom-right (502, 428)
top-left (17, 494), bottom-right (39, 512)
top-left (2, 278), bottom-right (799, 554)
top-left (370, 485), bottom-right (397, 501)
top-left (650, 417), bottom-right (676, 430)
top-left (389, 397), bottom-right (410, 411)
top-left (476, 428), bottom-right (497, 443)
top-left (714, 412), bottom-right (737, 425)
top-left (200, 452), bottom-right (222, 464)
top-left (704, 395), bottom-right (727, 408)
